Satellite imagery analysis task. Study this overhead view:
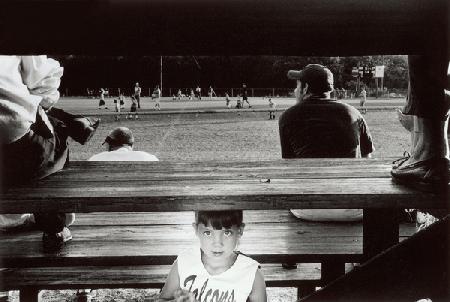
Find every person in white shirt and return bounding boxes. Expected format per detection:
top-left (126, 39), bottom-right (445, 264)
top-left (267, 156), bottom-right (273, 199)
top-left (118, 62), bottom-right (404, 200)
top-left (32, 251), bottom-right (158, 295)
top-left (158, 210), bottom-right (267, 302)
top-left (0, 55), bottom-right (99, 252)
top-left (152, 85), bottom-right (161, 111)
top-left (195, 85), bottom-right (202, 100)
top-left (98, 88), bottom-right (108, 109)
top-left (134, 82), bottom-right (142, 109)
top-left (360, 87), bottom-right (367, 114)
top-left (89, 127), bottom-right (159, 161)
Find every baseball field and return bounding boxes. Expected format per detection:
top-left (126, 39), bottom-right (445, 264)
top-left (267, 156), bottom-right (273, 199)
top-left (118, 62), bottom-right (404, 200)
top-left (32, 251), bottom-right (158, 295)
top-left (59, 96), bottom-right (410, 162)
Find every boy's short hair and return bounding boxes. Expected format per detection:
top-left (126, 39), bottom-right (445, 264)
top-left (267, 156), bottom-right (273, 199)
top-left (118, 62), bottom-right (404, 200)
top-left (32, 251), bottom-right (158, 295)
top-left (195, 210), bottom-right (243, 229)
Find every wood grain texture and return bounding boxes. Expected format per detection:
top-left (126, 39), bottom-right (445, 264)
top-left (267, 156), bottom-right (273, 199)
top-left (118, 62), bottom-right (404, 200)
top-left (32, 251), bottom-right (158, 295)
top-left (0, 211), bottom-right (416, 268)
top-left (1, 159), bottom-right (448, 213)
top-left (0, 263), bottom-right (321, 290)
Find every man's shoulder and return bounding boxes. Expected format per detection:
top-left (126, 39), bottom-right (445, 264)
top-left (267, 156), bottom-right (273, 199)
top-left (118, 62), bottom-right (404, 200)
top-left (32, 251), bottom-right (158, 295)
top-left (280, 100), bottom-right (363, 123)
top-left (88, 151), bottom-right (110, 161)
top-left (131, 151), bottom-right (159, 161)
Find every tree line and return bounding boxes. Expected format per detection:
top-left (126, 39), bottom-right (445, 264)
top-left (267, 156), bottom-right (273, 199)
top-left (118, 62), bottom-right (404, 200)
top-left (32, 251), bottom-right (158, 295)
top-left (54, 55), bottom-right (408, 94)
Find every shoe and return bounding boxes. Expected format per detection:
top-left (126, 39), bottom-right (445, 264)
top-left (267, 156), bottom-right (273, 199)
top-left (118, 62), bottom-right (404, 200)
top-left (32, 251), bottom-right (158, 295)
top-left (392, 151), bottom-right (411, 169)
top-left (42, 227), bottom-right (72, 253)
top-left (391, 157), bottom-right (450, 192)
top-left (69, 117), bottom-right (100, 145)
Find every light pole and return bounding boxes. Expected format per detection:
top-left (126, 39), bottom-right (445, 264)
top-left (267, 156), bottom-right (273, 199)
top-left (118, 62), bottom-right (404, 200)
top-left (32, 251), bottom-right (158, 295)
top-left (160, 56), bottom-right (163, 97)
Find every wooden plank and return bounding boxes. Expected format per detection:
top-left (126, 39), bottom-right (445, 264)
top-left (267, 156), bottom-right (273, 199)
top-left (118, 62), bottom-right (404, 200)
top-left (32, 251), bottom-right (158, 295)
top-left (73, 210), bottom-right (300, 226)
top-left (1, 182), bottom-right (445, 213)
top-left (0, 221), bottom-right (416, 267)
top-left (0, 263), bottom-right (321, 290)
top-left (0, 0), bottom-right (446, 55)
top-left (2, 160), bottom-right (447, 214)
top-left (0, 224), bottom-right (364, 267)
top-left (71, 212), bottom-right (418, 237)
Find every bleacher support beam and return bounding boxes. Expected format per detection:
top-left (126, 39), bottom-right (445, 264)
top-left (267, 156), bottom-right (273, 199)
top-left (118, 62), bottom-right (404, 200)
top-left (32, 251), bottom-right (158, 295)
top-left (0, 0), bottom-right (448, 56)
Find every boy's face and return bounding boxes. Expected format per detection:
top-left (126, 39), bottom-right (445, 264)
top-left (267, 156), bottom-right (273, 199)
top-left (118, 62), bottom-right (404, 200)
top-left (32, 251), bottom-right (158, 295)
top-left (194, 223), bottom-right (243, 262)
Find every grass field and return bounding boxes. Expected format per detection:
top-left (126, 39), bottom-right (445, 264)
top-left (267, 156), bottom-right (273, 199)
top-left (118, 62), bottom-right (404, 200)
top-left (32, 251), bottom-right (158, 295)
top-left (9, 97), bottom-right (411, 301)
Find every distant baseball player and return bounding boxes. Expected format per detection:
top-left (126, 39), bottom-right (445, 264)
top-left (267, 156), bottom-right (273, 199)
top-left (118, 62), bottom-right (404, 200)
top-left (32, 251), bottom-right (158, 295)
top-left (208, 86), bottom-right (217, 99)
top-left (98, 88), bottom-right (107, 109)
top-left (118, 88), bottom-right (125, 109)
top-left (195, 85), bottom-right (202, 100)
top-left (153, 85), bottom-right (161, 110)
top-left (242, 83), bottom-right (252, 108)
top-left (268, 98), bottom-right (277, 120)
top-left (134, 82), bottom-right (142, 109)
top-left (236, 96), bottom-right (243, 109)
top-left (114, 99), bottom-right (121, 121)
top-left (360, 87), bottom-right (367, 114)
top-left (225, 92), bottom-right (232, 109)
top-left (127, 96), bottom-right (138, 119)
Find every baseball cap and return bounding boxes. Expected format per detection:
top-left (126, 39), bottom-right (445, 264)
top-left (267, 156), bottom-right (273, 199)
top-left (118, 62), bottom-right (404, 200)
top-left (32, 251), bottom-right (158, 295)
top-left (287, 64), bottom-right (334, 93)
top-left (103, 127), bottom-right (135, 146)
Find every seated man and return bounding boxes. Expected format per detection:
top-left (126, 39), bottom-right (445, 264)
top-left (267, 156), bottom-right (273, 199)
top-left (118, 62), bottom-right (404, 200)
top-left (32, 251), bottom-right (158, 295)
top-left (89, 127), bottom-right (159, 161)
top-left (279, 64), bottom-right (375, 222)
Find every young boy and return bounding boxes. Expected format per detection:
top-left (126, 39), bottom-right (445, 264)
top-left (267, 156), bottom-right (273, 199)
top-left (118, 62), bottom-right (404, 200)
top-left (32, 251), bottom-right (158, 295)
top-left (158, 210), bottom-right (267, 302)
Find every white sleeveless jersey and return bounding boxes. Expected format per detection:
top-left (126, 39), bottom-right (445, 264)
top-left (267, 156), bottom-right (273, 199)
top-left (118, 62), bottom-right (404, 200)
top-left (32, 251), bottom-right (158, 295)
top-left (176, 248), bottom-right (259, 302)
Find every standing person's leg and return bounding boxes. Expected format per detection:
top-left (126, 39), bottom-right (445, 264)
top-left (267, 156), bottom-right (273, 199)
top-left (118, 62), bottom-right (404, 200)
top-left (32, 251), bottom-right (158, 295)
top-left (137, 95), bottom-right (141, 108)
top-left (391, 54), bottom-right (449, 191)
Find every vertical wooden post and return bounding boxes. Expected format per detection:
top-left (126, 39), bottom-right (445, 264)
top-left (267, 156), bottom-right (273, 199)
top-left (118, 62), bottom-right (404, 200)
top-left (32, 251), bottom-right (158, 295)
top-left (321, 260), bottom-right (346, 284)
top-left (297, 284), bottom-right (316, 299)
top-left (19, 288), bottom-right (39, 302)
top-left (363, 209), bottom-right (399, 261)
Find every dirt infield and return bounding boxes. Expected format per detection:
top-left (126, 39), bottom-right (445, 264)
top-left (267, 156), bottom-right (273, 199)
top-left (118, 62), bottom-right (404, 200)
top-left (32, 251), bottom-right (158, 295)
top-left (68, 110), bottom-right (410, 162)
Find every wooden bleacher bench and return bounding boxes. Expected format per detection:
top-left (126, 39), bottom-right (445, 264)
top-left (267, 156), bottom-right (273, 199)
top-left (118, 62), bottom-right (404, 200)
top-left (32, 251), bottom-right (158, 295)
top-left (1, 159), bottom-right (446, 301)
top-left (1, 210), bottom-right (416, 300)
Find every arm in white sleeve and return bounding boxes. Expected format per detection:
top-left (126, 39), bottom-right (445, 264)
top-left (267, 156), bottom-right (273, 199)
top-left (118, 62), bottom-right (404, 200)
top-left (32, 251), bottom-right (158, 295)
top-left (20, 56), bottom-right (64, 109)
